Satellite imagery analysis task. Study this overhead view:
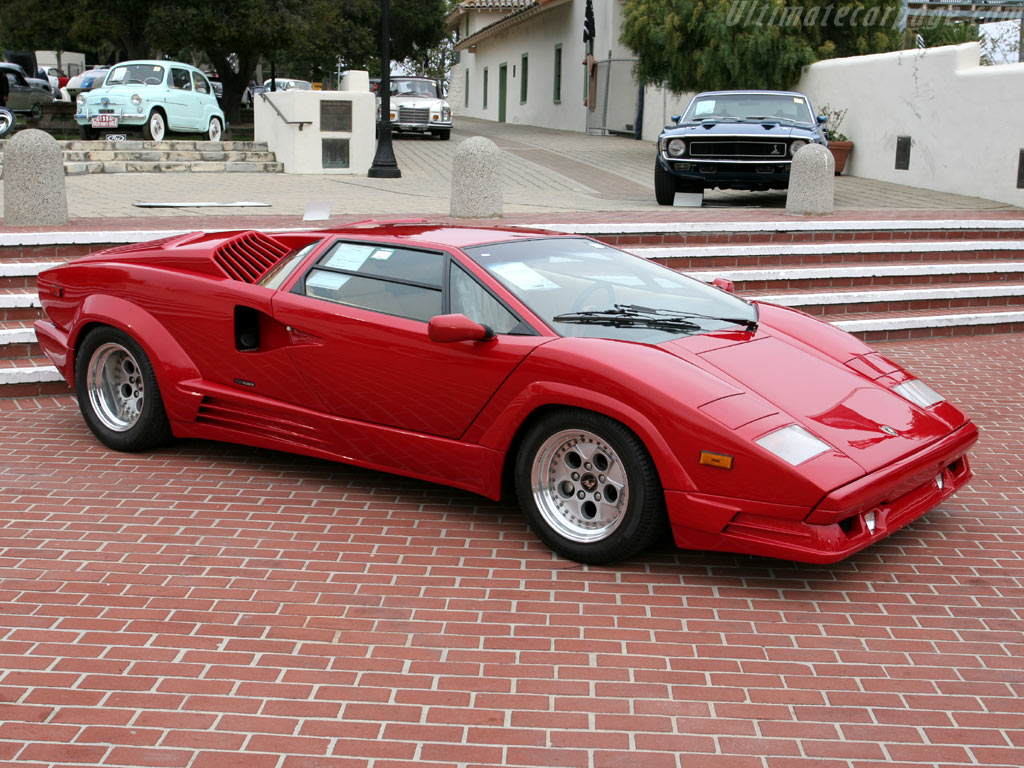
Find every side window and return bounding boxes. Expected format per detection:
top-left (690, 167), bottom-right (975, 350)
top-left (300, 241), bottom-right (444, 323)
top-left (171, 69), bottom-right (191, 90)
top-left (449, 264), bottom-right (520, 334)
top-left (192, 72), bottom-right (210, 94)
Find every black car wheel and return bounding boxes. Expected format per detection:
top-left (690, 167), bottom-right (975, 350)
top-left (75, 327), bottom-right (172, 453)
top-left (437, 129), bottom-right (451, 141)
top-left (515, 409), bottom-right (666, 564)
top-left (654, 159), bottom-right (678, 205)
top-left (79, 124), bottom-right (99, 140)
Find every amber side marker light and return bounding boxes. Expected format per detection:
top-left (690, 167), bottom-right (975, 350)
top-left (699, 451), bottom-right (734, 470)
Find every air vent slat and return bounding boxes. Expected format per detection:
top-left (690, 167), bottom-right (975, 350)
top-left (213, 232), bottom-right (290, 283)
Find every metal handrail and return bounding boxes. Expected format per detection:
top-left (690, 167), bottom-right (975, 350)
top-left (259, 92), bottom-right (312, 131)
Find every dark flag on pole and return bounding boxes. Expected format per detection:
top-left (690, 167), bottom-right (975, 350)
top-left (583, 0), bottom-right (596, 44)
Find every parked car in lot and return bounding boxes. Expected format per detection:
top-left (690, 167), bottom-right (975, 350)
top-left (655, 90), bottom-right (829, 203)
top-left (64, 67), bottom-right (109, 100)
top-left (34, 222), bottom-right (977, 566)
top-left (374, 76), bottom-right (452, 140)
top-left (0, 63), bottom-right (54, 117)
top-left (75, 60), bottom-right (225, 141)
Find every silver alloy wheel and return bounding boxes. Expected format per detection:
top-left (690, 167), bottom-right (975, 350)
top-left (530, 428), bottom-right (629, 543)
top-left (149, 111), bottom-right (165, 141)
top-left (86, 342), bottom-right (145, 432)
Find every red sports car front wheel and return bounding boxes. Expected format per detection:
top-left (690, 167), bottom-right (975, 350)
top-left (515, 409), bottom-right (666, 564)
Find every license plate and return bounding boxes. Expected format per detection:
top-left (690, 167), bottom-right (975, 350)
top-left (91, 115), bottom-right (118, 128)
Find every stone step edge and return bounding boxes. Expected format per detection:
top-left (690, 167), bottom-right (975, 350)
top-left (833, 309), bottom-right (1024, 333)
top-left (0, 262), bottom-right (62, 278)
top-left (0, 327), bottom-right (36, 345)
top-left (543, 219), bottom-right (1024, 235)
top-left (759, 283), bottom-right (1024, 307)
top-left (0, 365), bottom-right (64, 385)
top-left (0, 294), bottom-right (41, 309)
top-left (686, 261), bottom-right (1024, 283)
top-left (631, 239), bottom-right (1024, 260)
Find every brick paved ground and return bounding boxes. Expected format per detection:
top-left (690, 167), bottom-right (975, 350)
top-left (0, 333), bottom-right (1021, 768)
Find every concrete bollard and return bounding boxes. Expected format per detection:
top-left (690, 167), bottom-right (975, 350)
top-left (785, 143), bottom-right (835, 216)
top-left (3, 129), bottom-right (68, 226)
top-left (450, 136), bottom-right (502, 218)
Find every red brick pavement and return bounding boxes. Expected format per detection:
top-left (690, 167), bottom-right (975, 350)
top-left (0, 334), bottom-right (1022, 768)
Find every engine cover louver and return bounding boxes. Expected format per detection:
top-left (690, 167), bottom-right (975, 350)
top-left (213, 232), bottom-right (291, 283)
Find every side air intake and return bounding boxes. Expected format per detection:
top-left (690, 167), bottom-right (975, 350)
top-left (213, 232), bottom-right (291, 283)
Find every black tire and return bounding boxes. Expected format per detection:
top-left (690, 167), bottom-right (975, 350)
top-left (654, 159), bottom-right (678, 205)
top-left (75, 327), bottom-right (172, 453)
top-left (515, 409), bottom-right (665, 564)
top-left (142, 109), bottom-right (166, 141)
top-left (79, 124), bottom-right (99, 140)
top-left (29, 102), bottom-right (42, 120)
top-left (437, 129), bottom-right (451, 141)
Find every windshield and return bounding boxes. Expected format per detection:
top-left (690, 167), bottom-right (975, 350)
top-left (106, 64), bottom-right (165, 87)
top-left (684, 93), bottom-right (813, 123)
top-left (392, 79), bottom-right (440, 98)
top-left (463, 238), bottom-right (757, 342)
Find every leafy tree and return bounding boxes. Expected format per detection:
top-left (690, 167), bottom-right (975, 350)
top-left (621, 0), bottom-right (902, 93)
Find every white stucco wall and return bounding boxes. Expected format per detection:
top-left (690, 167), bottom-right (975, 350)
top-left (254, 72), bottom-right (375, 175)
top-left (452, 0), bottom-right (637, 131)
top-left (796, 43), bottom-right (1024, 206)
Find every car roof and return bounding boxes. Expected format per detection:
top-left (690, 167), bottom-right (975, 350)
top-left (694, 90), bottom-right (809, 98)
top-left (111, 60), bottom-right (198, 70)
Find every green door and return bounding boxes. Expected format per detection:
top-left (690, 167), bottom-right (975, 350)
top-left (498, 64), bottom-right (507, 123)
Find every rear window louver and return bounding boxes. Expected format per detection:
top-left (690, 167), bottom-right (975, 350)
top-left (213, 232), bottom-right (291, 283)
top-left (102, 235), bottom-right (183, 254)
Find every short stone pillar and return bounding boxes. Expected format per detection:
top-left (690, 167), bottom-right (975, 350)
top-left (785, 143), bottom-right (834, 216)
top-left (450, 136), bottom-right (502, 218)
top-left (3, 129), bottom-right (68, 226)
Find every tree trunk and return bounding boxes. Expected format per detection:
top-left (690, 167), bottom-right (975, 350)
top-left (208, 50), bottom-right (257, 129)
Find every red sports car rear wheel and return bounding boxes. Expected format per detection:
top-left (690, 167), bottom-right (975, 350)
top-left (516, 409), bottom-right (666, 564)
top-left (75, 327), bottom-right (172, 452)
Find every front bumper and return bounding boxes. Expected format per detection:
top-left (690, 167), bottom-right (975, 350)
top-left (666, 422), bottom-right (979, 563)
top-left (659, 154), bottom-right (792, 187)
top-left (74, 108), bottom-right (147, 128)
top-left (392, 120), bottom-right (451, 132)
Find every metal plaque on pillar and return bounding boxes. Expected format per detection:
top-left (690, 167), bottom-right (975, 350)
top-left (320, 101), bottom-right (353, 132)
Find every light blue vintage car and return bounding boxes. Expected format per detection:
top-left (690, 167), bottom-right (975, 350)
top-left (75, 60), bottom-right (225, 141)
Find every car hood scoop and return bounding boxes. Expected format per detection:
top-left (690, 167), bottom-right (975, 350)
top-left (683, 337), bottom-right (951, 471)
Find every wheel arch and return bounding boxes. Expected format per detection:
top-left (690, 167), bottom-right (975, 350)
top-left (480, 384), bottom-right (695, 503)
top-left (70, 295), bottom-right (202, 422)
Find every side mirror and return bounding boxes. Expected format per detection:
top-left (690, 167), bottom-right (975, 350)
top-left (712, 277), bottom-right (735, 294)
top-left (670, 114), bottom-right (681, 125)
top-left (428, 314), bottom-right (495, 343)
top-left (817, 114), bottom-right (828, 124)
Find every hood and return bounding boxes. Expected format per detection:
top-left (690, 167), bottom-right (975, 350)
top-left (392, 95), bottom-right (446, 108)
top-left (664, 121), bottom-right (817, 139)
top-left (662, 334), bottom-right (952, 473)
top-left (84, 85), bottom-right (151, 102)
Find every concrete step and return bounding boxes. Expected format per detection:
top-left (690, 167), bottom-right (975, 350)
top-left (0, 323), bottom-right (40, 359)
top-left (685, 261), bottom-right (1024, 291)
top-left (0, 291), bottom-right (42, 321)
top-left (751, 281), bottom-right (1024, 317)
top-left (831, 308), bottom-right (1024, 342)
top-left (0, 139), bottom-right (282, 176)
top-left (633, 239), bottom-right (1024, 269)
top-left (0, 356), bottom-right (68, 398)
top-left (0, 261), bottom-right (61, 290)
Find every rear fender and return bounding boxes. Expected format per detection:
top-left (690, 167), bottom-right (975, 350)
top-left (72, 294), bottom-right (202, 420)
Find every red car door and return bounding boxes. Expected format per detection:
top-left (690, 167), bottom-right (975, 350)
top-left (271, 240), bottom-right (549, 439)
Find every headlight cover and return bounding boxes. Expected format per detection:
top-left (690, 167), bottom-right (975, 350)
top-left (790, 139), bottom-right (809, 156)
top-left (441, 106), bottom-right (451, 121)
top-left (131, 93), bottom-right (142, 106)
top-left (893, 379), bottom-right (945, 409)
top-left (755, 424), bottom-right (832, 466)
top-left (76, 93), bottom-right (85, 107)
top-left (667, 138), bottom-right (686, 157)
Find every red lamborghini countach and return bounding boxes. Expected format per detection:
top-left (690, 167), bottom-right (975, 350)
top-left (35, 223), bottom-right (978, 565)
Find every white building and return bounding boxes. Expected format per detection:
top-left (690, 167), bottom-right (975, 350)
top-left (446, 0), bottom-right (665, 137)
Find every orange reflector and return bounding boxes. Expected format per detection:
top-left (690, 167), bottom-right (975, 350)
top-left (699, 451), bottom-right (734, 470)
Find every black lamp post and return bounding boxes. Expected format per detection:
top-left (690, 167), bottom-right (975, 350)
top-left (368, 0), bottom-right (401, 178)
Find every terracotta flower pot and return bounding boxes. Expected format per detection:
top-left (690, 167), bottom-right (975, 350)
top-left (829, 141), bottom-right (853, 175)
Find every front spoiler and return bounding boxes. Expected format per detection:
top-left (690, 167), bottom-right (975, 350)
top-left (666, 423), bottom-right (979, 563)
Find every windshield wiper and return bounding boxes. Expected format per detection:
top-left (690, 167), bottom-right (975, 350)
top-left (694, 116), bottom-right (740, 123)
top-left (553, 304), bottom-right (758, 333)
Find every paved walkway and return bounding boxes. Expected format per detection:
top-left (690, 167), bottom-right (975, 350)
top-left (1, 333), bottom-right (1022, 768)
top-left (0, 118), bottom-right (1017, 229)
